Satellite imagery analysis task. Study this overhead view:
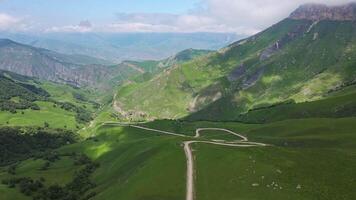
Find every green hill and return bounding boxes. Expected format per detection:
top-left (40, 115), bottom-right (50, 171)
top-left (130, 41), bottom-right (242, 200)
top-left (0, 70), bottom-right (97, 130)
top-left (0, 39), bottom-right (154, 90)
top-left (1, 3), bottom-right (356, 200)
top-left (116, 13), bottom-right (356, 121)
top-left (230, 84), bottom-right (356, 123)
top-left (1, 118), bottom-right (355, 200)
top-left (115, 49), bottom-right (214, 120)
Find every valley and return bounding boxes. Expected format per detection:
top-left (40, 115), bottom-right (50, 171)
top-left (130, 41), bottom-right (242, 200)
top-left (1, 119), bottom-right (355, 200)
top-left (0, 2), bottom-right (356, 200)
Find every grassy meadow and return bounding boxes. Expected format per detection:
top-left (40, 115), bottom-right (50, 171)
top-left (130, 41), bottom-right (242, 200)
top-left (1, 117), bottom-right (355, 199)
top-left (0, 101), bottom-right (78, 129)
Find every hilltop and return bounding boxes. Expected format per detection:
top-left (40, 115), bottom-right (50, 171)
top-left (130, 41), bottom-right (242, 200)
top-left (290, 3), bottom-right (356, 21)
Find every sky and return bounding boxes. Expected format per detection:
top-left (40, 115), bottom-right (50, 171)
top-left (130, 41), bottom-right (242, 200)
top-left (0, 0), bottom-right (354, 36)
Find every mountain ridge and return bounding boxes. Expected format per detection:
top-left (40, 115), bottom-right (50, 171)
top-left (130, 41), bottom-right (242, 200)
top-left (115, 2), bottom-right (356, 121)
top-left (0, 32), bottom-right (242, 62)
top-left (289, 2), bottom-right (356, 21)
top-left (0, 39), bottom-right (214, 91)
top-left (0, 38), bottom-right (113, 88)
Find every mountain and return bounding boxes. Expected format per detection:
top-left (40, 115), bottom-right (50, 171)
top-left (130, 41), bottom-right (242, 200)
top-left (0, 69), bottom-right (97, 129)
top-left (1, 3), bottom-right (356, 200)
top-left (123, 49), bottom-right (213, 76)
top-left (0, 39), bottom-right (159, 90)
top-left (290, 3), bottom-right (356, 21)
top-left (115, 3), bottom-right (356, 121)
top-left (0, 32), bottom-right (242, 62)
top-left (115, 48), bottom-right (217, 119)
top-left (0, 39), bottom-right (112, 87)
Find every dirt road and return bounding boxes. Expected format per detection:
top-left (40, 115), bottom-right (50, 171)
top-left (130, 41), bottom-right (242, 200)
top-left (114, 123), bottom-right (268, 200)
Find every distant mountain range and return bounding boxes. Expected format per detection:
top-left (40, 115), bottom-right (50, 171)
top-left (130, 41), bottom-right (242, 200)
top-left (115, 3), bottom-right (356, 121)
top-left (0, 39), bottom-right (117, 88)
top-left (0, 32), bottom-right (241, 63)
top-left (0, 38), bottom-right (212, 91)
top-left (2, 2), bottom-right (356, 121)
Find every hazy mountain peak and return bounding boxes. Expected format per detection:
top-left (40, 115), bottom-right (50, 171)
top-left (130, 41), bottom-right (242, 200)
top-left (289, 2), bottom-right (356, 21)
top-left (0, 38), bottom-right (17, 46)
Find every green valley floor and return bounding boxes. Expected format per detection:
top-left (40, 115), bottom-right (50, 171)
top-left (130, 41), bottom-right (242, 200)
top-left (1, 118), bottom-right (355, 200)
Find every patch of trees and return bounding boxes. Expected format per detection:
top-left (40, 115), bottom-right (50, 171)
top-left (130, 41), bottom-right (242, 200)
top-left (0, 76), bottom-right (49, 101)
top-left (2, 154), bottom-right (100, 200)
top-left (72, 92), bottom-right (87, 102)
top-left (0, 75), bottom-right (48, 112)
top-left (72, 91), bottom-right (100, 109)
top-left (2, 177), bottom-right (44, 195)
top-left (248, 99), bottom-right (296, 112)
top-left (327, 79), bottom-right (356, 94)
top-left (0, 100), bottom-right (40, 113)
top-left (0, 74), bottom-right (95, 124)
top-left (35, 151), bottom-right (61, 171)
top-left (0, 127), bottom-right (77, 166)
top-left (91, 102), bottom-right (100, 110)
top-left (54, 102), bottom-right (93, 123)
top-left (7, 163), bottom-right (18, 175)
top-left (18, 82), bottom-right (50, 98)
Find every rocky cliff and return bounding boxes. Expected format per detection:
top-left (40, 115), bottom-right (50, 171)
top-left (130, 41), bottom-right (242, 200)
top-left (289, 3), bottom-right (356, 21)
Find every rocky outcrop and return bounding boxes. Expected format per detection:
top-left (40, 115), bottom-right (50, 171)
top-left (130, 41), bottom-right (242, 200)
top-left (260, 21), bottom-right (312, 61)
top-left (228, 64), bottom-right (247, 82)
top-left (289, 3), bottom-right (356, 21)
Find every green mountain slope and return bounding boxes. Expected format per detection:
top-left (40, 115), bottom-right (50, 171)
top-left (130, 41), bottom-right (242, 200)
top-left (123, 49), bottom-right (213, 80)
top-left (0, 70), bottom-right (97, 130)
top-left (116, 5), bottom-right (356, 121)
top-left (229, 84), bottom-right (356, 123)
top-left (1, 4), bottom-right (356, 200)
top-left (115, 49), bottom-right (214, 119)
top-left (0, 39), bottom-right (148, 90)
top-left (0, 32), bottom-right (241, 62)
top-left (189, 19), bottom-right (356, 121)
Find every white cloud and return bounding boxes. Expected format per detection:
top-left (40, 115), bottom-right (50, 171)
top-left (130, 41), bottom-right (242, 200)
top-left (45, 20), bottom-right (92, 33)
top-left (2, 0), bottom-right (354, 35)
top-left (199, 0), bottom-right (355, 34)
top-left (107, 22), bottom-right (177, 32)
top-left (0, 13), bottom-right (20, 30)
top-left (0, 13), bottom-right (37, 32)
top-left (103, 0), bottom-right (354, 35)
top-left (109, 12), bottom-right (257, 34)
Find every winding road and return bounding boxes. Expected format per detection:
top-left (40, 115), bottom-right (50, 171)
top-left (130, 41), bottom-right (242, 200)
top-left (110, 122), bottom-right (268, 200)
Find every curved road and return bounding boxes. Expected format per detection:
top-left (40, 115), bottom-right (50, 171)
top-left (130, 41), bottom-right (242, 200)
top-left (195, 128), bottom-right (248, 141)
top-left (111, 123), bottom-right (268, 200)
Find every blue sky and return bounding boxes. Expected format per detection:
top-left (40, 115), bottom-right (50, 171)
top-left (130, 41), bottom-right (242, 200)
top-left (0, 0), bottom-right (199, 22)
top-left (0, 0), bottom-right (199, 15)
top-left (0, 0), bottom-right (353, 34)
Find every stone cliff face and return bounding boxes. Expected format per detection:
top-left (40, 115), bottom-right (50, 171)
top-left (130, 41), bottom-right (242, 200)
top-left (289, 3), bottom-right (356, 21)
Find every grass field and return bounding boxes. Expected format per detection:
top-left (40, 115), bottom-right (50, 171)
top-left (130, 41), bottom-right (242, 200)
top-left (197, 129), bottom-right (243, 141)
top-left (193, 118), bottom-right (356, 200)
top-left (72, 125), bottom-right (187, 200)
top-left (0, 101), bottom-right (79, 129)
top-left (39, 81), bottom-right (98, 111)
top-left (236, 85), bottom-right (356, 123)
top-left (2, 9), bottom-right (356, 200)
top-left (1, 125), bottom-right (187, 200)
top-left (0, 185), bottom-right (31, 200)
top-left (0, 74), bottom-right (101, 131)
top-left (1, 117), bottom-right (355, 199)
